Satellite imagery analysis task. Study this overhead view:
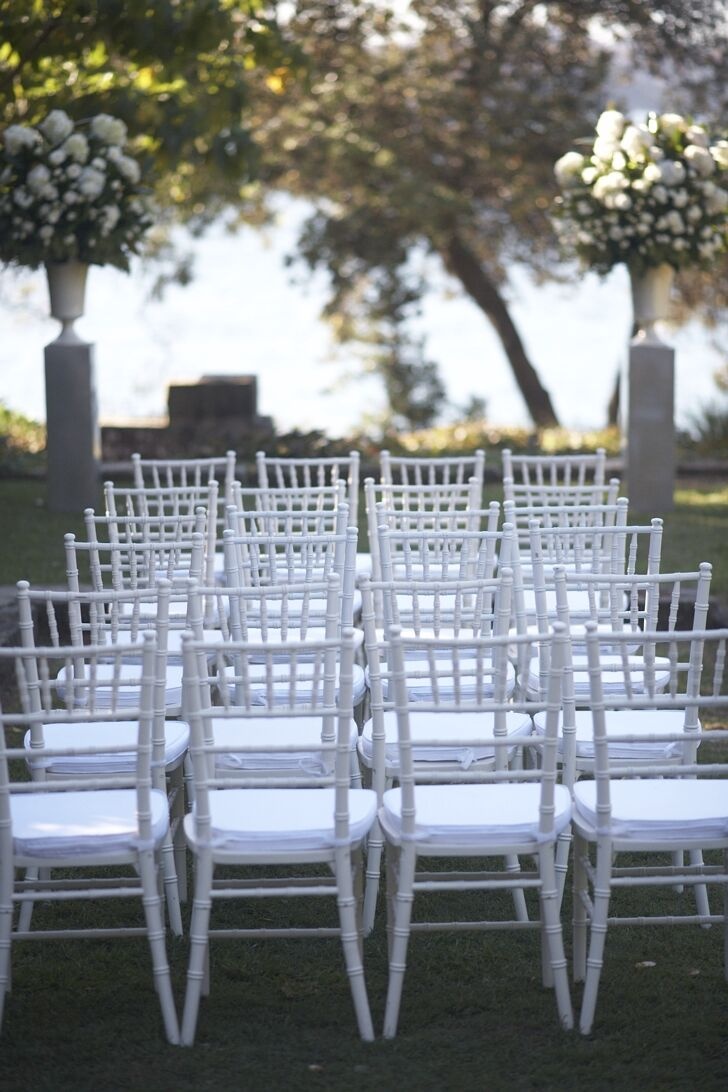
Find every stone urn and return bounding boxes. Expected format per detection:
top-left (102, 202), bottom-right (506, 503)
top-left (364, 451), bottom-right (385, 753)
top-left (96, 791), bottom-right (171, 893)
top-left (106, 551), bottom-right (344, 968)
top-left (629, 262), bottom-right (675, 344)
top-left (45, 259), bottom-right (89, 343)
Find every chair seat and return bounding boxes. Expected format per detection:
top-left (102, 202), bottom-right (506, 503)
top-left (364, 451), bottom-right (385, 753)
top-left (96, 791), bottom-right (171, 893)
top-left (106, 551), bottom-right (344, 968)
top-left (526, 656), bottom-right (671, 699)
top-left (380, 783), bottom-right (572, 847)
top-left (358, 710), bottom-right (533, 770)
top-left (23, 719), bottom-right (190, 776)
top-left (368, 659), bottom-right (516, 702)
top-left (183, 787), bottom-right (378, 854)
top-left (531, 708), bottom-right (694, 761)
top-left (11, 788), bottom-right (170, 860)
top-left (218, 662), bottom-right (367, 707)
top-left (573, 779), bottom-right (728, 843)
top-left (355, 552), bottom-right (373, 578)
top-left (57, 663), bottom-right (183, 709)
top-left (207, 716), bottom-right (359, 774)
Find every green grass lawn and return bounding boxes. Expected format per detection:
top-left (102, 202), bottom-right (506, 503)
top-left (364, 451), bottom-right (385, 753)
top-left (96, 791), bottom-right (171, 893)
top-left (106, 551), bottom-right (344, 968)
top-left (0, 476), bottom-right (727, 1087)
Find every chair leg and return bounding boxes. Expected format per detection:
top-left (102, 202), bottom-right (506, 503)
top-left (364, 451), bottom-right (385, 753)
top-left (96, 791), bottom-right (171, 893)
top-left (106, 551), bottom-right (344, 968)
top-left (572, 832), bottom-right (588, 984)
top-left (139, 848), bottom-right (180, 1045)
top-left (335, 845), bottom-right (374, 1042)
top-left (538, 846), bottom-right (573, 1029)
top-left (578, 838), bottom-right (613, 1035)
top-left (383, 842), bottom-right (416, 1039)
top-left (181, 853), bottom-right (215, 1046)
top-left (362, 818), bottom-right (384, 936)
top-left (504, 854), bottom-right (529, 921)
top-left (0, 857), bottom-right (13, 1032)
top-left (159, 829), bottom-right (184, 937)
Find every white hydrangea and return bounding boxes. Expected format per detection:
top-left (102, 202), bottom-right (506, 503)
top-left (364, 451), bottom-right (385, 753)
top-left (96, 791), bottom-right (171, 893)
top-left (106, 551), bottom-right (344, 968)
top-left (77, 166), bottom-right (105, 199)
top-left (684, 144), bottom-right (714, 177)
top-left (596, 109), bottom-right (626, 140)
top-left (554, 151), bottom-right (586, 187)
top-left (90, 114), bottom-right (128, 146)
top-left (39, 110), bottom-right (74, 144)
top-left (63, 133), bottom-right (89, 163)
top-left (3, 124), bottom-right (43, 155)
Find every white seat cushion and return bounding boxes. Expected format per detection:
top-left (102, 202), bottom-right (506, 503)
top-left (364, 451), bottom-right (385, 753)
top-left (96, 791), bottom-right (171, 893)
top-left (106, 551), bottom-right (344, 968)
top-left (11, 788), bottom-right (170, 860)
top-left (573, 779), bottom-right (728, 842)
top-left (355, 552), bottom-right (373, 578)
top-left (526, 655), bottom-right (671, 699)
top-left (358, 709), bottom-right (533, 770)
top-left (184, 787), bottom-right (377, 854)
top-left (217, 662), bottom-right (366, 707)
top-left (531, 708), bottom-right (695, 761)
top-left (23, 719), bottom-right (189, 776)
top-left (56, 662), bottom-right (183, 709)
top-left (369, 659), bottom-right (516, 702)
top-left (208, 716), bottom-right (358, 774)
top-left (380, 783), bottom-right (572, 847)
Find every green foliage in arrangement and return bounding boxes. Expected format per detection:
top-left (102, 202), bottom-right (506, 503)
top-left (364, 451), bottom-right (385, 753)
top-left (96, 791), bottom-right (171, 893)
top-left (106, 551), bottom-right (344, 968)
top-left (0, 401), bottom-right (45, 476)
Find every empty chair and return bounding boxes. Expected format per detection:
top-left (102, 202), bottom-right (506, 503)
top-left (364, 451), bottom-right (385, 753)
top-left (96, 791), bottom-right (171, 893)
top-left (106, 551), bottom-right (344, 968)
top-left (380, 448), bottom-right (485, 490)
top-left (132, 450), bottom-right (237, 506)
top-left (502, 447), bottom-right (610, 508)
top-left (0, 633), bottom-right (180, 1043)
top-left (572, 623), bottom-right (728, 1035)
top-left (179, 624), bottom-right (376, 1045)
top-left (14, 578), bottom-right (189, 928)
top-left (378, 622), bottom-right (573, 1036)
top-left (255, 449), bottom-right (360, 526)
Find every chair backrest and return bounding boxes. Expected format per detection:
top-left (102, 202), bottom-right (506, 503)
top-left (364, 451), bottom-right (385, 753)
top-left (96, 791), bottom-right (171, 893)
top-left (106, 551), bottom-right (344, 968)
top-left (221, 504), bottom-right (358, 625)
top-left (225, 501), bottom-right (343, 540)
top-left (1, 630), bottom-right (159, 784)
top-left (581, 621), bottom-right (728, 785)
top-left (503, 495), bottom-right (628, 555)
top-left (364, 476), bottom-right (487, 580)
top-left (181, 621), bottom-right (359, 799)
top-left (502, 447), bottom-right (608, 506)
top-left (69, 510), bottom-right (207, 595)
top-left (132, 450), bottom-right (237, 505)
top-left (255, 450), bottom-right (360, 525)
top-left (231, 480), bottom-right (347, 516)
top-left (386, 621), bottom-right (566, 813)
top-left (526, 512), bottom-right (663, 582)
top-left (379, 449), bottom-right (486, 490)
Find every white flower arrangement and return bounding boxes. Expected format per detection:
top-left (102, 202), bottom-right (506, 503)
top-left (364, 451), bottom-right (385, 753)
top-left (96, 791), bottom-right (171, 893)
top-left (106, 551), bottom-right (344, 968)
top-left (553, 109), bottom-right (728, 275)
top-left (0, 109), bottom-right (154, 271)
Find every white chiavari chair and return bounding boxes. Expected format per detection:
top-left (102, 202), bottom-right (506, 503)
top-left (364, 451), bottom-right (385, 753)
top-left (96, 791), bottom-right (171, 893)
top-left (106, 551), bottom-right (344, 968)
top-left (0, 633), bottom-right (181, 1044)
top-left (179, 622), bottom-right (376, 1045)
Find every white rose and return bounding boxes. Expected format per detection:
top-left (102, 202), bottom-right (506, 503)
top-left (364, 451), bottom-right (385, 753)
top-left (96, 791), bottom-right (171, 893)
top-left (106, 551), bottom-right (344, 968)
top-left (100, 205), bottom-right (121, 234)
top-left (673, 238), bottom-right (688, 250)
top-left (66, 163), bottom-right (82, 179)
top-left (649, 146), bottom-right (665, 161)
top-left (612, 150), bottom-right (628, 171)
top-left (39, 109), bottom-right (74, 144)
top-left (90, 113), bottom-right (127, 145)
top-left (670, 188), bottom-right (689, 208)
top-left (652, 185), bottom-right (668, 203)
top-left (581, 165), bottom-right (599, 185)
top-left (41, 183), bottom-right (58, 201)
top-left (631, 178), bottom-right (649, 193)
top-left (595, 109), bottom-right (626, 140)
top-left (608, 226), bottom-right (624, 240)
top-left (710, 141), bottom-right (728, 170)
top-left (3, 124), bottom-right (43, 154)
top-left (686, 205), bottom-right (703, 223)
top-left (576, 200), bottom-right (591, 215)
top-left (13, 188), bottom-right (33, 208)
top-left (27, 164), bottom-right (51, 194)
top-left (554, 151), bottom-right (586, 187)
top-left (658, 159), bottom-right (686, 186)
top-left (593, 135), bottom-right (620, 162)
top-left (77, 165), bottom-right (105, 198)
top-left (49, 148), bottom-right (67, 166)
top-left (684, 144), bottom-right (714, 177)
top-left (39, 225), bottom-right (54, 243)
top-left (706, 187), bottom-right (728, 214)
top-left (116, 154), bottom-right (141, 183)
top-left (92, 156), bottom-right (107, 169)
top-left (686, 125), bottom-right (709, 148)
top-left (63, 190), bottom-right (78, 204)
top-left (636, 223), bottom-right (651, 236)
top-left (643, 162), bottom-right (662, 183)
top-left (63, 133), bottom-right (89, 163)
top-left (665, 210), bottom-right (685, 233)
top-left (592, 171), bottom-right (628, 202)
top-left (577, 230), bottom-right (593, 245)
top-left (621, 124), bottom-right (651, 160)
top-left (657, 113), bottom-right (686, 139)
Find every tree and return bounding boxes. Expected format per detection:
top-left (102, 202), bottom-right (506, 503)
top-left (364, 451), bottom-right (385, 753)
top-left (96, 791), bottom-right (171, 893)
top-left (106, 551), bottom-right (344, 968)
top-left (0, 1), bottom-right (297, 222)
top-left (240, 1), bottom-right (728, 429)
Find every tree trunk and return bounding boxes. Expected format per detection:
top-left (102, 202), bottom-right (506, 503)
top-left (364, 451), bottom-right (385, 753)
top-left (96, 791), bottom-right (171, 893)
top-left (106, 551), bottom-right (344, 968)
top-left (443, 234), bottom-right (560, 428)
